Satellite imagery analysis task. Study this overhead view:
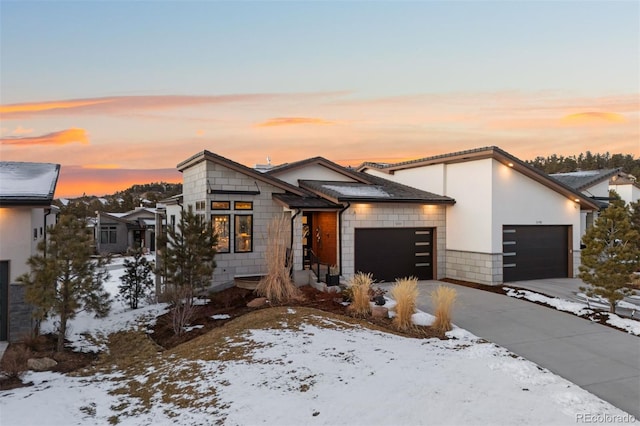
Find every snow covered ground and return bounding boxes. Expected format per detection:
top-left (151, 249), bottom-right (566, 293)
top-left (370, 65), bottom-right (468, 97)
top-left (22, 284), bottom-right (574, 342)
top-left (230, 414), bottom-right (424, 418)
top-left (0, 258), bottom-right (635, 425)
top-left (504, 287), bottom-right (640, 336)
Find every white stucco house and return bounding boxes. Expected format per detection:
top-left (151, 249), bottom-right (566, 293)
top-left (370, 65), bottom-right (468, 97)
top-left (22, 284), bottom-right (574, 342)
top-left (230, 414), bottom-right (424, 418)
top-left (609, 172), bottom-right (640, 205)
top-left (0, 162), bottom-right (60, 342)
top-left (359, 146), bottom-right (599, 285)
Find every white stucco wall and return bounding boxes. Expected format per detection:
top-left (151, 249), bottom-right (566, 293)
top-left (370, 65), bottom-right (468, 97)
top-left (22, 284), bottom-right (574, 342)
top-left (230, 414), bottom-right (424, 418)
top-left (0, 207), bottom-right (49, 283)
top-left (582, 180), bottom-right (610, 198)
top-left (491, 160), bottom-right (581, 254)
top-left (272, 164), bottom-right (356, 186)
top-left (610, 184), bottom-right (640, 205)
top-left (384, 163), bottom-right (446, 195)
top-left (444, 159), bottom-right (494, 252)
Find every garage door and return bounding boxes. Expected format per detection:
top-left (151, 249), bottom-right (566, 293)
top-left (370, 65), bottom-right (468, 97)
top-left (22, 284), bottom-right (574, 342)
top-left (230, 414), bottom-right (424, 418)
top-left (502, 225), bottom-right (569, 282)
top-left (355, 228), bottom-right (433, 282)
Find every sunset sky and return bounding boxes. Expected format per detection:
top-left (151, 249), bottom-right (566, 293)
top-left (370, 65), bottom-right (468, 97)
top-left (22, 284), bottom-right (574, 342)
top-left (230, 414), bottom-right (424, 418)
top-left (1, 1), bottom-right (638, 198)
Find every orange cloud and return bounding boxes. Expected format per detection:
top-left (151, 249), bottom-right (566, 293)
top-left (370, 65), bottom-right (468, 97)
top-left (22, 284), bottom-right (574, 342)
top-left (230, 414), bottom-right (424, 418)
top-left (561, 111), bottom-right (627, 124)
top-left (0, 92), bottom-right (349, 119)
top-left (12, 125), bottom-right (34, 135)
top-left (256, 117), bottom-right (336, 127)
top-left (0, 128), bottom-right (89, 146)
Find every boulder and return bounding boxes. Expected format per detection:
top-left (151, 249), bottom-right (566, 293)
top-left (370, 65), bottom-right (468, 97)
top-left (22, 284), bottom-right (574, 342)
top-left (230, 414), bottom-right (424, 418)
top-left (247, 297), bottom-right (268, 308)
top-left (27, 357), bottom-right (57, 371)
top-left (371, 306), bottom-right (389, 319)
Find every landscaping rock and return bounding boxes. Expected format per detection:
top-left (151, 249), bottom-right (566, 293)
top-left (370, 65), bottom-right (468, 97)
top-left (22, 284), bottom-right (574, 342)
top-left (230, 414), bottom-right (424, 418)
top-left (27, 357), bottom-right (57, 371)
top-left (371, 306), bottom-right (389, 319)
top-left (247, 297), bottom-right (268, 308)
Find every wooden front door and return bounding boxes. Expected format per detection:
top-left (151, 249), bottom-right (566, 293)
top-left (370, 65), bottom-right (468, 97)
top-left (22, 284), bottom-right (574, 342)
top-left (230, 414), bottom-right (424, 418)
top-left (311, 212), bottom-right (337, 267)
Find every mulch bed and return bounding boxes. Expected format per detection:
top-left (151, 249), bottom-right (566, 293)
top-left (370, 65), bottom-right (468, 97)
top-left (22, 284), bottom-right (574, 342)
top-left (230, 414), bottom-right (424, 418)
top-left (150, 284), bottom-right (445, 350)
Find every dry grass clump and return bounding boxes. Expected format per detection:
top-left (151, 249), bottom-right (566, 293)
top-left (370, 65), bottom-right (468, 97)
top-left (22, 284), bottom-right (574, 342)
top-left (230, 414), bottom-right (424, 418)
top-left (348, 272), bottom-right (373, 317)
top-left (431, 285), bottom-right (457, 333)
top-left (0, 344), bottom-right (30, 380)
top-left (256, 215), bottom-right (300, 304)
top-left (391, 277), bottom-right (419, 331)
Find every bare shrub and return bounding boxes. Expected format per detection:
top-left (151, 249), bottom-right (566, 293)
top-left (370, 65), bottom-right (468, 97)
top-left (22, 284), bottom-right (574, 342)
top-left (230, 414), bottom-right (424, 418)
top-left (391, 277), bottom-right (419, 331)
top-left (256, 215), bottom-right (299, 304)
top-left (431, 285), bottom-right (457, 333)
top-left (1, 344), bottom-right (30, 380)
top-left (166, 285), bottom-right (198, 336)
top-left (348, 272), bottom-right (373, 318)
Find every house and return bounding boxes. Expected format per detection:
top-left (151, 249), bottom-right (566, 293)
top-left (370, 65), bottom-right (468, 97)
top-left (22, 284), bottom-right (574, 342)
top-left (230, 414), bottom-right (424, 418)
top-left (550, 168), bottom-right (620, 236)
top-left (608, 171), bottom-right (640, 205)
top-left (0, 161), bottom-right (60, 342)
top-left (359, 146), bottom-right (599, 284)
top-left (95, 207), bottom-right (157, 254)
top-left (176, 151), bottom-right (454, 287)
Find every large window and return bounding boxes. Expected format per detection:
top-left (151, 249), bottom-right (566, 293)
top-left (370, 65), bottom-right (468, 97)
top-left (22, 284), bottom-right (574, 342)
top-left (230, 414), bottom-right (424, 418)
top-left (100, 226), bottom-right (117, 244)
top-left (234, 215), bottom-right (253, 253)
top-left (212, 215), bottom-right (230, 253)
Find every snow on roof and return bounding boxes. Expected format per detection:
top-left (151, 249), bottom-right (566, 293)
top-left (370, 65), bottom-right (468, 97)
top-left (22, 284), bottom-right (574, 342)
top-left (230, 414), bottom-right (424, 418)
top-left (322, 184), bottom-right (390, 197)
top-left (0, 161), bottom-right (60, 202)
top-left (552, 170), bottom-right (602, 177)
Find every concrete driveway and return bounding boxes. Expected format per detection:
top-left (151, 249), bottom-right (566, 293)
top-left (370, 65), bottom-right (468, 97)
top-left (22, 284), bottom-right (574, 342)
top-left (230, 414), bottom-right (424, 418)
top-left (400, 281), bottom-right (640, 418)
top-left (508, 278), bottom-right (640, 319)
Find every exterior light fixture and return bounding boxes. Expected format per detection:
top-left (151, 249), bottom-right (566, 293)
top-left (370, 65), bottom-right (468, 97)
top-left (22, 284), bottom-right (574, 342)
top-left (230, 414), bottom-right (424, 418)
top-left (574, 198), bottom-right (580, 202)
top-left (507, 162), bottom-right (514, 167)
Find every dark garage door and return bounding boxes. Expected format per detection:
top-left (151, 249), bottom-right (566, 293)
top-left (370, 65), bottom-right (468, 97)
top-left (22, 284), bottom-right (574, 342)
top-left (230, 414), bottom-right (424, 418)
top-left (355, 228), bottom-right (433, 282)
top-left (503, 225), bottom-right (569, 282)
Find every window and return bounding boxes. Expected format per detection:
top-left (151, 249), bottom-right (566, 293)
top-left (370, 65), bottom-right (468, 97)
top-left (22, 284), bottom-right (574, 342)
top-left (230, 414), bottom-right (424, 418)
top-left (234, 201), bottom-right (253, 210)
top-left (100, 226), bottom-right (117, 244)
top-left (33, 228), bottom-right (37, 240)
top-left (234, 215), bottom-right (253, 252)
top-left (195, 200), bottom-right (206, 211)
top-left (170, 215), bottom-right (176, 231)
top-left (212, 201), bottom-right (230, 210)
top-left (212, 215), bottom-right (230, 253)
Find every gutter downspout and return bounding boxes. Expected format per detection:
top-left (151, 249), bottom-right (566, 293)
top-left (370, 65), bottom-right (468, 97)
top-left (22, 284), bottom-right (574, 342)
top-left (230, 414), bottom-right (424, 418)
top-left (43, 207), bottom-right (52, 258)
top-left (338, 202), bottom-right (350, 276)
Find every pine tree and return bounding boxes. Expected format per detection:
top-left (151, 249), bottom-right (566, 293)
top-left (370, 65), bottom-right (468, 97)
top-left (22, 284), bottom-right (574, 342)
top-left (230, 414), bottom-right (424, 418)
top-left (118, 248), bottom-right (154, 309)
top-left (19, 215), bottom-right (112, 352)
top-left (579, 202), bottom-right (640, 313)
top-left (159, 208), bottom-right (218, 292)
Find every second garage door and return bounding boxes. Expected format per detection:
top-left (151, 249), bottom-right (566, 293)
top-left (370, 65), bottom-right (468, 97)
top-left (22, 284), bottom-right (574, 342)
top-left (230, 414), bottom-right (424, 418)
top-left (502, 225), bottom-right (569, 282)
top-left (354, 228), bottom-right (434, 282)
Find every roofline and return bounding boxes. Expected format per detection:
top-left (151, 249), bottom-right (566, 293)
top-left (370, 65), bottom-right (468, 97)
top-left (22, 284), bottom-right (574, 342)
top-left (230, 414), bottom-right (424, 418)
top-left (552, 168), bottom-right (621, 191)
top-left (0, 163), bottom-right (61, 206)
top-left (359, 146), bottom-right (599, 211)
top-left (177, 150), bottom-right (307, 196)
top-left (297, 181), bottom-right (456, 205)
top-left (267, 156), bottom-right (371, 184)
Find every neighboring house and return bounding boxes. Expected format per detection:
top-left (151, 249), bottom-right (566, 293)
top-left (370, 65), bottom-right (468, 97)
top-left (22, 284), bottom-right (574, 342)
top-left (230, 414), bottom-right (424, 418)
top-left (550, 168), bottom-right (620, 236)
top-left (156, 193), bottom-right (183, 234)
top-left (609, 171), bottom-right (640, 205)
top-left (176, 151), bottom-right (454, 287)
top-left (95, 207), bottom-right (157, 254)
top-left (359, 146), bottom-right (599, 285)
top-left (0, 161), bottom-right (60, 342)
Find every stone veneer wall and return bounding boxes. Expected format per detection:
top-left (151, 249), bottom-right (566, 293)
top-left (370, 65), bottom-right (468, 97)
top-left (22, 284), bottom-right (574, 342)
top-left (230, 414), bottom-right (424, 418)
top-left (182, 160), bottom-right (292, 286)
top-left (573, 250), bottom-right (581, 277)
top-left (9, 284), bottom-right (33, 342)
top-left (445, 250), bottom-right (503, 286)
top-left (340, 204), bottom-right (447, 280)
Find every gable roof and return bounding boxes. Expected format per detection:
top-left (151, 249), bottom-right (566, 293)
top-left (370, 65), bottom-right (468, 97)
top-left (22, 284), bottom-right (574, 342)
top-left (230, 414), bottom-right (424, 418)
top-left (358, 146), bottom-right (599, 211)
top-left (267, 156), bottom-right (370, 184)
top-left (550, 169), bottom-right (620, 191)
top-left (0, 161), bottom-right (60, 206)
top-left (177, 150), bottom-right (306, 196)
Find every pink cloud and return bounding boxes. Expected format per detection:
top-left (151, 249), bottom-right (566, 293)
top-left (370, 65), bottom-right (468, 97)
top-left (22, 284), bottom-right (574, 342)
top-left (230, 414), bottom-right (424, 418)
top-left (0, 128), bottom-right (89, 146)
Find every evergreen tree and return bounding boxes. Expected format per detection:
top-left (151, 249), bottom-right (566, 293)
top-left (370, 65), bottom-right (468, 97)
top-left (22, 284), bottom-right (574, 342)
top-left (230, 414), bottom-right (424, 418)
top-left (19, 215), bottom-right (112, 352)
top-left (579, 202), bottom-right (639, 313)
top-left (159, 209), bottom-right (218, 293)
top-left (118, 248), bottom-right (154, 309)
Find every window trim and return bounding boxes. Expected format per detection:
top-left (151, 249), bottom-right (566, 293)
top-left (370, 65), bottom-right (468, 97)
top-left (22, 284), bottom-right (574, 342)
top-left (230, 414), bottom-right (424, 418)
top-left (234, 201), bottom-right (253, 210)
top-left (212, 214), bottom-right (230, 253)
top-left (212, 201), bottom-right (231, 210)
top-left (234, 214), bottom-right (253, 253)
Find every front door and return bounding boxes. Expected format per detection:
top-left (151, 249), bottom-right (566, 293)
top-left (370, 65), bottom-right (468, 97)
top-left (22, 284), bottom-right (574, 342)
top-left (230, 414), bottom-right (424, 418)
top-left (311, 212), bottom-right (337, 267)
